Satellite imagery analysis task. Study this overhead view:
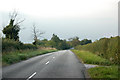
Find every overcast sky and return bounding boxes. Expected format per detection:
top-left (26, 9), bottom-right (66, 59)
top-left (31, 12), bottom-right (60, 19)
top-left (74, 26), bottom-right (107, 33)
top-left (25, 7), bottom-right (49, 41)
top-left (0, 0), bottom-right (119, 43)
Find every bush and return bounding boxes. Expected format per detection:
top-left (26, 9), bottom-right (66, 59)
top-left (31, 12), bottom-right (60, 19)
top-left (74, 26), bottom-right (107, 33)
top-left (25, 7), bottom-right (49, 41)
top-left (2, 39), bottom-right (37, 53)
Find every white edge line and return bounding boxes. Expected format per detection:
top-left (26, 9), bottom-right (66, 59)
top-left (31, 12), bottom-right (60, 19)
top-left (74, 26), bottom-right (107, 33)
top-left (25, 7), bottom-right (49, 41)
top-left (45, 61), bottom-right (49, 65)
top-left (53, 57), bottom-right (55, 58)
top-left (27, 72), bottom-right (36, 80)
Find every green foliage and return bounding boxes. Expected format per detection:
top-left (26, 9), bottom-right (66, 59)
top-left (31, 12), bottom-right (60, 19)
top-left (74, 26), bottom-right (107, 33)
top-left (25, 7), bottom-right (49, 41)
top-left (80, 39), bottom-right (92, 45)
top-left (56, 40), bottom-right (71, 50)
top-left (2, 38), bottom-right (37, 53)
top-left (68, 37), bottom-right (80, 47)
top-left (36, 39), bottom-right (51, 47)
top-left (50, 34), bottom-right (71, 50)
top-left (75, 36), bottom-right (119, 64)
top-left (71, 50), bottom-right (111, 65)
top-left (2, 49), bottom-right (57, 65)
top-left (36, 35), bottom-right (92, 50)
top-left (88, 66), bottom-right (118, 78)
top-left (68, 37), bottom-right (92, 47)
top-left (3, 19), bottom-right (20, 41)
top-left (36, 34), bottom-right (71, 50)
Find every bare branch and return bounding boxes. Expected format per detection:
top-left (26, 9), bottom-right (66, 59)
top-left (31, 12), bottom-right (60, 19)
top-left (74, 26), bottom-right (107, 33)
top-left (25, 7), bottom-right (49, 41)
top-left (15, 18), bottom-right (25, 25)
top-left (8, 10), bottom-right (25, 29)
top-left (9, 10), bottom-right (18, 20)
top-left (32, 24), bottom-right (45, 41)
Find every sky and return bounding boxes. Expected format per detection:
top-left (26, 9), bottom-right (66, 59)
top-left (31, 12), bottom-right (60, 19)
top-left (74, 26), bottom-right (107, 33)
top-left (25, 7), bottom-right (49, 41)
top-left (0, 0), bottom-right (119, 43)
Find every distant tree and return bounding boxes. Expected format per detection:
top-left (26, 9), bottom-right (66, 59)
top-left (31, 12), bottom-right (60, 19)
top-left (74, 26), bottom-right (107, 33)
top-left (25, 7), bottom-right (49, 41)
top-left (51, 34), bottom-right (61, 43)
top-left (59, 40), bottom-right (71, 50)
top-left (68, 37), bottom-right (80, 47)
top-left (42, 39), bottom-right (48, 41)
top-left (2, 11), bottom-right (24, 41)
top-left (50, 34), bottom-right (61, 48)
top-left (32, 24), bottom-right (45, 45)
top-left (50, 34), bottom-right (71, 50)
top-left (80, 39), bottom-right (92, 45)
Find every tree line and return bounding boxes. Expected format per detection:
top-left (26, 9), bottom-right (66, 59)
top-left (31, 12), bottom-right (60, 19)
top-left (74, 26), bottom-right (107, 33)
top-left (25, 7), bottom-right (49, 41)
top-left (31, 34), bottom-right (92, 50)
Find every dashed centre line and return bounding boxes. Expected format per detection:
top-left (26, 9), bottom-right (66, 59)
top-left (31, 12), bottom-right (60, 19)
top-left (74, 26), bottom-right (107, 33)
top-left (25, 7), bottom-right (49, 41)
top-left (45, 61), bottom-right (49, 65)
top-left (53, 57), bottom-right (55, 59)
top-left (26, 72), bottom-right (36, 80)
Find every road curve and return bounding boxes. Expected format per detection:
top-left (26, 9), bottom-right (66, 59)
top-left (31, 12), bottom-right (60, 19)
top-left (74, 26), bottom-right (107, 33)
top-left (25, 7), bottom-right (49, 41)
top-left (2, 50), bottom-right (88, 79)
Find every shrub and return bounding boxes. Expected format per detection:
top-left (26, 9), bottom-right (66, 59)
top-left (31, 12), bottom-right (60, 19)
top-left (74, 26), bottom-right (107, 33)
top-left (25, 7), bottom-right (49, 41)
top-left (2, 39), bottom-right (37, 53)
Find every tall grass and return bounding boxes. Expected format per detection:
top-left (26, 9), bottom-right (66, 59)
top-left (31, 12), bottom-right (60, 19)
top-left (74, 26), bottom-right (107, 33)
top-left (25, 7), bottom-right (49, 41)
top-left (75, 36), bottom-right (119, 64)
top-left (2, 49), bottom-right (57, 65)
top-left (88, 66), bottom-right (118, 78)
top-left (71, 50), bottom-right (111, 65)
top-left (71, 50), bottom-right (118, 78)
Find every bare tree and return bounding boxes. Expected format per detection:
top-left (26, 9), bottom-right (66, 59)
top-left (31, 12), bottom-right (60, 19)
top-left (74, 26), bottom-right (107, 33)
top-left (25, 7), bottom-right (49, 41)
top-left (32, 24), bottom-right (45, 45)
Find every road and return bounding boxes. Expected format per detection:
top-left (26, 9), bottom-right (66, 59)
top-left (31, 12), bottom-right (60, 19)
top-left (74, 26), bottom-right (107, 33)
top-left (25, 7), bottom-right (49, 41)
top-left (2, 50), bottom-right (88, 79)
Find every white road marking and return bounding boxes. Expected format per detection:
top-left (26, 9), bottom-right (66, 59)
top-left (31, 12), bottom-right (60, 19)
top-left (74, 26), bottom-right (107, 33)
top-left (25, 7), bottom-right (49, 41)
top-left (27, 72), bottom-right (36, 80)
top-left (53, 57), bottom-right (55, 59)
top-left (45, 61), bottom-right (49, 65)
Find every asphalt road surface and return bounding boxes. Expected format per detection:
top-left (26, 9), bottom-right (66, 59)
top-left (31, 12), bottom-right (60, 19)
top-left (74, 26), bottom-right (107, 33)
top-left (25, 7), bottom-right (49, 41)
top-left (2, 50), bottom-right (88, 79)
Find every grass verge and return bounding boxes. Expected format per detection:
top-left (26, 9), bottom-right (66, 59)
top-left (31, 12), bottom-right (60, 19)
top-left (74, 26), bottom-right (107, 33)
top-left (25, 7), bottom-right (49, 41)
top-left (2, 49), bottom-right (57, 66)
top-left (88, 66), bottom-right (118, 78)
top-left (71, 49), bottom-right (118, 78)
top-left (71, 50), bottom-right (111, 65)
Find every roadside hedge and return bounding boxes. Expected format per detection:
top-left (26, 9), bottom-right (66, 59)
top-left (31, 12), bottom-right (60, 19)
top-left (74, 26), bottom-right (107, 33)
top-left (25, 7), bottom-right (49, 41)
top-left (75, 36), bottom-right (119, 64)
top-left (2, 39), bottom-right (37, 53)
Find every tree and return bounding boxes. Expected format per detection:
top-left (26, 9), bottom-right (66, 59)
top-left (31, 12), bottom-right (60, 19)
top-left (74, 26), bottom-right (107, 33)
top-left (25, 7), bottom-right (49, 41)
top-left (51, 34), bottom-right (61, 43)
top-left (68, 37), bottom-right (80, 47)
top-left (80, 39), bottom-right (92, 45)
top-left (32, 24), bottom-right (45, 45)
top-left (50, 34), bottom-right (71, 50)
top-left (58, 40), bottom-right (71, 50)
top-left (2, 11), bottom-right (24, 41)
top-left (50, 34), bottom-right (61, 48)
